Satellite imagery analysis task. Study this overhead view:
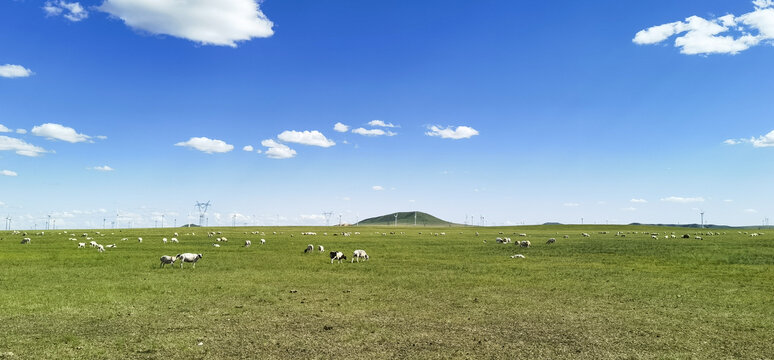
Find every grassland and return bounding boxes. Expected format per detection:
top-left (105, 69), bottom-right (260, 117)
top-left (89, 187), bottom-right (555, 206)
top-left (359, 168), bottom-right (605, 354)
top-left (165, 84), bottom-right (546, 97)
top-left (0, 225), bottom-right (772, 359)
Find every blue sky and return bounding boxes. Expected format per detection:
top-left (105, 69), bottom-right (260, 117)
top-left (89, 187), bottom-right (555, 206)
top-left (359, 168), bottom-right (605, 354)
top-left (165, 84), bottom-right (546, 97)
top-left (1, 0), bottom-right (773, 229)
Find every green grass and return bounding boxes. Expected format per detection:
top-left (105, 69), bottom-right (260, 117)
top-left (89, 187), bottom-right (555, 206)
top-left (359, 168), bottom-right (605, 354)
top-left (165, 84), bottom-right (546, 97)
top-left (0, 226), bottom-right (772, 359)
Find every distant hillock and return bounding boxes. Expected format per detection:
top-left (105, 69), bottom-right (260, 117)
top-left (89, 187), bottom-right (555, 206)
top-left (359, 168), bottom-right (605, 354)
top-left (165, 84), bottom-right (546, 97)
top-left (181, 224), bottom-right (201, 227)
top-left (356, 211), bottom-right (457, 226)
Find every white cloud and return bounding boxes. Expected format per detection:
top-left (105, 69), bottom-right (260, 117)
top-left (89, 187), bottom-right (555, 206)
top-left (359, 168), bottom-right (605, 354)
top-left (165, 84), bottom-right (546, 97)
top-left (31, 123), bottom-right (91, 143)
top-left (16, 129), bottom-right (27, 134)
top-left (425, 125), bottom-right (479, 139)
top-left (372, 185), bottom-right (384, 191)
top-left (726, 130), bottom-right (774, 147)
top-left (1, 170), bottom-right (18, 177)
top-left (261, 139), bottom-right (296, 159)
top-left (44, 1), bottom-right (89, 22)
top-left (660, 196), bottom-right (705, 203)
top-left (368, 120), bottom-right (396, 128)
top-left (0, 125), bottom-right (10, 133)
top-left (630, 198), bottom-right (648, 203)
top-left (91, 165), bottom-right (114, 172)
top-left (300, 214), bottom-right (325, 221)
top-left (754, 0), bottom-right (774, 9)
top-left (333, 122), bottom-right (349, 133)
top-left (0, 136), bottom-right (49, 157)
top-left (175, 137), bottom-right (234, 154)
top-left (351, 128), bottom-right (397, 137)
top-left (633, 1), bottom-right (774, 55)
top-left (96, 135), bottom-right (107, 140)
top-left (98, 0), bottom-right (274, 47)
top-left (277, 130), bottom-right (335, 147)
top-left (724, 199), bottom-right (734, 203)
top-left (745, 208), bottom-right (758, 213)
top-left (622, 207), bottom-right (637, 212)
top-left (0, 65), bottom-right (33, 78)
top-left (750, 130), bottom-right (774, 147)
top-left (724, 139), bottom-right (741, 145)
top-left (563, 202), bottom-right (580, 207)
top-left (242, 145), bottom-right (254, 152)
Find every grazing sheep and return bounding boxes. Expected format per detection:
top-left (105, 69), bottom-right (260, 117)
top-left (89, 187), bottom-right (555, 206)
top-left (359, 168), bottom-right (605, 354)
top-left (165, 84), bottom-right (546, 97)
top-left (260, 239), bottom-right (266, 245)
top-left (106, 244), bottom-right (117, 248)
top-left (162, 238), bottom-right (168, 244)
top-left (89, 240), bottom-right (98, 247)
top-left (244, 240), bottom-right (251, 247)
top-left (682, 234), bottom-right (690, 239)
top-left (213, 244), bottom-right (220, 248)
top-left (171, 238), bottom-right (179, 243)
top-left (563, 235), bottom-right (569, 239)
top-left (352, 249), bottom-right (369, 263)
top-left (138, 237), bottom-right (143, 243)
top-left (510, 254), bottom-right (526, 259)
top-left (304, 244), bottom-right (314, 253)
top-left (160, 255), bottom-right (176, 268)
top-left (330, 251), bottom-right (347, 264)
top-left (173, 232), bottom-right (179, 237)
top-left (176, 253), bottom-right (203, 268)
top-left (582, 233), bottom-right (590, 237)
top-left (20, 238), bottom-right (31, 244)
top-left (546, 238), bottom-right (556, 244)
top-left (318, 245), bottom-right (324, 252)
top-left (695, 236), bottom-right (703, 240)
top-left (97, 244), bottom-right (105, 252)
top-left (520, 240), bottom-right (531, 248)
top-left (78, 242), bottom-right (86, 248)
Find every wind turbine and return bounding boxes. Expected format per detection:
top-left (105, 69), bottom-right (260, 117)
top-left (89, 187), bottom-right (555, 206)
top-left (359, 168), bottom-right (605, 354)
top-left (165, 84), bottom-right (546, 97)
top-left (700, 209), bottom-right (705, 229)
top-left (394, 213), bottom-right (398, 227)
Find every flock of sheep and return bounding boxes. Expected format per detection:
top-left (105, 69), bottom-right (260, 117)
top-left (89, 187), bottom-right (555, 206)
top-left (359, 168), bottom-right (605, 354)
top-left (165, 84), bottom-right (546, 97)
top-left (10, 228), bottom-right (745, 268)
top-left (10, 229), bottom-right (372, 268)
top-left (303, 243), bottom-right (369, 263)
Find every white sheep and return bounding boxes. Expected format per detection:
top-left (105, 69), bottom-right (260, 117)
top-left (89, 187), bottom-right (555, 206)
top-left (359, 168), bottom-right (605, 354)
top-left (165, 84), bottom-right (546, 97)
top-left (89, 240), bottom-right (98, 247)
top-left (352, 249), bottom-right (369, 263)
top-left (213, 244), bottom-right (220, 248)
top-left (78, 242), bottom-right (86, 248)
top-left (318, 245), bottom-right (324, 252)
top-left (520, 240), bottom-right (531, 248)
top-left (97, 244), bottom-right (105, 252)
top-left (160, 255), bottom-right (176, 268)
top-left (260, 239), bottom-right (266, 245)
top-left (171, 238), bottom-right (179, 243)
top-left (546, 238), bottom-right (556, 244)
top-left (244, 240), bottom-right (252, 247)
top-left (176, 253), bottom-right (203, 268)
top-left (20, 238), bottom-right (31, 244)
top-left (304, 244), bottom-right (314, 253)
top-left (106, 244), bottom-right (117, 248)
top-left (138, 237), bottom-right (143, 243)
top-left (162, 238), bottom-right (168, 244)
top-left (510, 254), bottom-right (525, 259)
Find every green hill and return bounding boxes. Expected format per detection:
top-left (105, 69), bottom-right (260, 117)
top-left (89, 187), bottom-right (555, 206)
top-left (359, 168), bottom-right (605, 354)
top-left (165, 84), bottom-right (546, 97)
top-left (356, 211), bottom-right (458, 226)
